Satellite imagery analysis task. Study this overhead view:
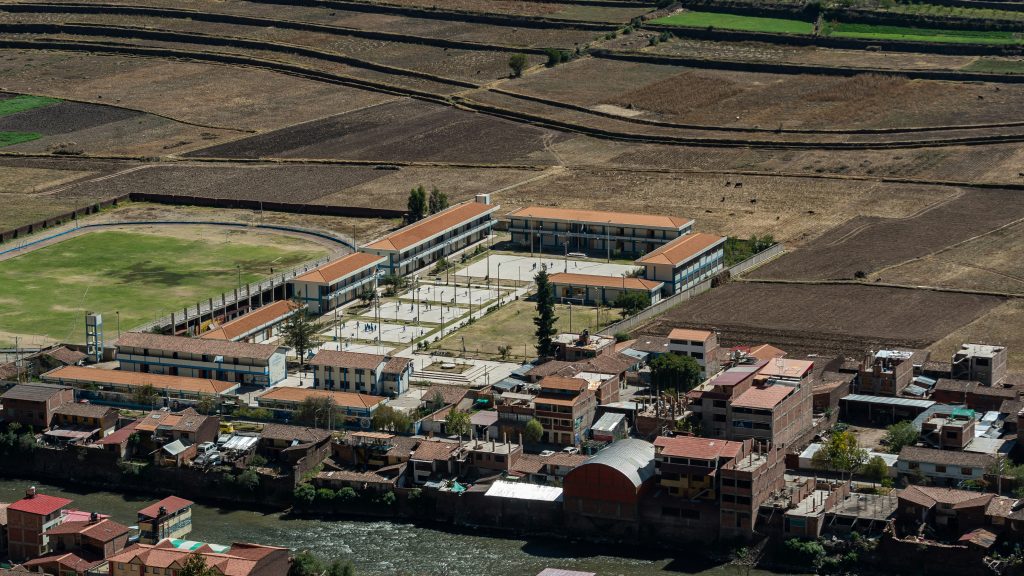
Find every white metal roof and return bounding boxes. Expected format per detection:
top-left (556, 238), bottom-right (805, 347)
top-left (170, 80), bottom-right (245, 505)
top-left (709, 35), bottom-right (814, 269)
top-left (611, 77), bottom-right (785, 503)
top-left (841, 394), bottom-right (935, 409)
top-left (592, 412), bottom-right (626, 433)
top-left (484, 480), bottom-right (563, 502)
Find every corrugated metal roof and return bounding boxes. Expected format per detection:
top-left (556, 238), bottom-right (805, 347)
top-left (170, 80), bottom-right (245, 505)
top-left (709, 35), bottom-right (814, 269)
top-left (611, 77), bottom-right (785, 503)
top-left (841, 394), bottom-right (935, 409)
top-left (576, 438), bottom-right (655, 488)
top-left (592, 412), bottom-right (625, 433)
top-left (484, 480), bottom-right (563, 502)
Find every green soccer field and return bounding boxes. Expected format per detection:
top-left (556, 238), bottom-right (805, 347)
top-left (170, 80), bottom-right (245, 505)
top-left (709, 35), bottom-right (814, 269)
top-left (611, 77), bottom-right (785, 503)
top-left (0, 228), bottom-right (328, 346)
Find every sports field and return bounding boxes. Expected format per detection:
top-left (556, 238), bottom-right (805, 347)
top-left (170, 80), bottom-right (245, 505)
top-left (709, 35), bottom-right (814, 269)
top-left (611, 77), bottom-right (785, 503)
top-left (650, 11), bottom-right (814, 34)
top-left (0, 227), bottom-right (327, 346)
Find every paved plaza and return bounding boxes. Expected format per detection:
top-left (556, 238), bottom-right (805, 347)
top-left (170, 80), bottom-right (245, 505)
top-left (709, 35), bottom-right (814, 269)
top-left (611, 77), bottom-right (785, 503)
top-left (401, 285), bottom-right (502, 306)
top-left (456, 253), bottom-right (637, 282)
top-left (374, 300), bottom-right (467, 324)
top-left (322, 320), bottom-right (424, 344)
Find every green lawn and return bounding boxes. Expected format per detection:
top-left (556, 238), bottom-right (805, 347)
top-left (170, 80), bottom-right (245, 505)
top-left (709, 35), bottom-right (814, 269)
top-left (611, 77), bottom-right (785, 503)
top-left (433, 299), bottom-right (616, 360)
top-left (0, 229), bottom-right (327, 345)
top-left (0, 132), bottom-right (41, 147)
top-left (650, 11), bottom-right (814, 34)
top-left (824, 22), bottom-right (1024, 44)
top-left (0, 95), bottom-right (61, 117)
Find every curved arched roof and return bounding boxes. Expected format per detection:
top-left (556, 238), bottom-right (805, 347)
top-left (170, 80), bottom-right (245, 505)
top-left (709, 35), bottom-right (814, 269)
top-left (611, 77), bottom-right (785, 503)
top-left (576, 438), bottom-right (655, 488)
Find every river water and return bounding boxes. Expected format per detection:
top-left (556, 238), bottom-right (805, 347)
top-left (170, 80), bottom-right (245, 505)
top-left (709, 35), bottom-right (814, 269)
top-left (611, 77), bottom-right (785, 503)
top-left (0, 479), bottom-right (785, 576)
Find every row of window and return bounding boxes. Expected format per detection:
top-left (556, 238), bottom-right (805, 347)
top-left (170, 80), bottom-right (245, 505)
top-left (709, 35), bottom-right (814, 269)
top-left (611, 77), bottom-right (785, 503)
top-left (733, 420), bottom-right (771, 431)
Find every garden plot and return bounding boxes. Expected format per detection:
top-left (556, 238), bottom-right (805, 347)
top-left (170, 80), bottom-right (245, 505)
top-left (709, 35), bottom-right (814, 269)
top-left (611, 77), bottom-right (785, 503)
top-left (456, 253), bottom-right (638, 282)
top-left (374, 300), bottom-right (467, 325)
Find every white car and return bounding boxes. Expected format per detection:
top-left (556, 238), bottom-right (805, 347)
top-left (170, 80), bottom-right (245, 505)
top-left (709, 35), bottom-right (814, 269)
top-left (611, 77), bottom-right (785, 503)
top-left (197, 441), bottom-right (217, 455)
top-left (195, 451), bottom-right (222, 467)
top-left (562, 446), bottom-right (580, 455)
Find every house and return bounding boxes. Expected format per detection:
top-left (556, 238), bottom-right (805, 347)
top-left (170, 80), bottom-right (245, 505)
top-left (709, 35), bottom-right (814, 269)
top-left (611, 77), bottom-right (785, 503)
top-left (553, 331), bottom-right (615, 362)
top-left (591, 412), bottom-right (628, 443)
top-left (919, 406), bottom-right (976, 450)
top-left (94, 420), bottom-right (139, 459)
top-left (563, 439), bottom-right (656, 522)
top-left (952, 343), bottom-right (1008, 386)
top-left (534, 376), bottom-right (597, 447)
top-left (409, 439), bottom-right (463, 484)
top-left (314, 467), bottom-right (402, 495)
top-left (0, 383), bottom-right (74, 431)
top-left (687, 358), bottom-right (814, 449)
top-left (107, 539), bottom-right (289, 576)
top-left (287, 252), bottom-right (384, 314)
top-left (115, 332), bottom-right (287, 387)
top-left (137, 496), bottom-right (193, 545)
top-left (45, 403), bottom-right (118, 445)
top-left (361, 197), bottom-right (498, 276)
top-left (43, 365), bottom-right (239, 411)
top-left (200, 300), bottom-right (300, 343)
top-left (39, 515), bottom-right (130, 572)
top-left (309, 350), bottom-right (412, 397)
top-left (257, 423), bottom-right (332, 468)
top-left (255, 386), bottom-right (386, 428)
top-left (510, 452), bottom-right (587, 485)
top-left (547, 272), bottom-right (663, 308)
top-left (463, 439), bottom-right (523, 477)
top-left (506, 206), bottom-right (693, 258)
top-left (634, 232), bottom-right (725, 296)
top-left (857, 350), bottom-right (923, 397)
top-left (896, 446), bottom-right (994, 486)
top-left (897, 485), bottom-right (995, 535)
top-left (6, 487), bottom-right (72, 561)
top-left (667, 328), bottom-right (720, 379)
top-left (931, 379), bottom-right (1018, 413)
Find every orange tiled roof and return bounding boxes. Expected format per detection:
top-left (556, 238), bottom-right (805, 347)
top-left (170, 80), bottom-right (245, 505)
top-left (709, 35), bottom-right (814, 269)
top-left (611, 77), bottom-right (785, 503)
top-left (257, 386), bottom-right (385, 410)
top-left (201, 301), bottom-right (299, 341)
top-left (549, 272), bottom-right (662, 291)
top-left (507, 206), bottom-right (692, 230)
top-left (365, 201), bottom-right (496, 252)
top-left (654, 436), bottom-right (743, 460)
top-left (310, 350), bottom-right (386, 370)
top-left (292, 252), bottom-right (383, 285)
top-left (538, 376), bottom-right (587, 393)
top-left (668, 328), bottom-right (713, 342)
top-left (43, 366), bottom-right (238, 395)
top-left (410, 439), bottom-right (460, 462)
top-left (731, 384), bottom-right (795, 410)
top-left (635, 232), bottom-right (725, 266)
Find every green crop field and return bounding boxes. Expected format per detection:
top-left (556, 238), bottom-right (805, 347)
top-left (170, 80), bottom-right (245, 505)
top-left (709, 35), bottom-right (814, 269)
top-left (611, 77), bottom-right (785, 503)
top-left (0, 132), bottom-right (41, 147)
top-left (0, 228), bottom-right (328, 346)
top-left (0, 95), bottom-right (61, 117)
top-left (824, 22), bottom-right (1024, 44)
top-left (650, 11), bottom-right (815, 34)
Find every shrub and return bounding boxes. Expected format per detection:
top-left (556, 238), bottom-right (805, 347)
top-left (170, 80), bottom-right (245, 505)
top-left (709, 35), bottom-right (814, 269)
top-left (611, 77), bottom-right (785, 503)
top-left (317, 488), bottom-right (336, 502)
top-left (236, 469), bottom-right (260, 492)
top-left (508, 53), bottom-right (529, 77)
top-left (614, 332), bottom-right (631, 343)
top-left (294, 483), bottom-right (316, 505)
top-left (336, 487), bottom-right (359, 502)
top-left (374, 491), bottom-right (397, 507)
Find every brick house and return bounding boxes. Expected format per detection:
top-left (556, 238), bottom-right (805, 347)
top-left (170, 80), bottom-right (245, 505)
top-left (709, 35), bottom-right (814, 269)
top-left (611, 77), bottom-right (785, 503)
top-left (6, 488), bottom-right (72, 561)
top-left (0, 384), bottom-right (74, 431)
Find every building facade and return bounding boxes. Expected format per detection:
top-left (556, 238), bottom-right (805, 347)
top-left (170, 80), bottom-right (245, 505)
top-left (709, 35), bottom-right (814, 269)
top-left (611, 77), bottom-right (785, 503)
top-left (667, 328), bottom-right (720, 379)
top-left (952, 343), bottom-right (1008, 386)
top-left (309, 350), bottom-right (412, 397)
top-left (548, 273), bottom-right (662, 307)
top-left (42, 365), bottom-right (239, 410)
top-left (635, 232), bottom-right (725, 296)
top-left (199, 300), bottom-right (299, 343)
top-left (137, 496), bottom-right (193, 545)
top-left (534, 376), bottom-right (597, 447)
top-left (6, 488), bottom-right (72, 561)
top-left (506, 207), bottom-right (693, 258)
top-left (0, 384), bottom-right (74, 431)
top-left (115, 332), bottom-right (287, 387)
top-left (287, 252), bottom-right (384, 315)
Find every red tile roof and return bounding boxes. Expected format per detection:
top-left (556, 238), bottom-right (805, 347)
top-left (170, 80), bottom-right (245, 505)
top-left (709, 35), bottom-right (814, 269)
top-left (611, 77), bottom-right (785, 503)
top-left (731, 384), bottom-right (795, 410)
top-left (539, 376), bottom-right (588, 393)
top-left (507, 206), bottom-right (691, 230)
top-left (292, 252), bottom-right (383, 285)
top-left (138, 496), bottom-right (194, 519)
top-left (44, 366), bottom-right (238, 395)
top-left (635, 233), bottom-right (724, 266)
top-left (654, 436), bottom-right (742, 460)
top-left (201, 300), bottom-right (299, 341)
top-left (410, 439), bottom-right (460, 462)
top-left (44, 518), bottom-right (130, 541)
top-left (365, 201), bottom-right (496, 252)
top-left (256, 386), bottom-right (385, 410)
top-left (668, 328), bottom-right (713, 342)
top-left (97, 420), bottom-right (140, 446)
top-left (8, 493), bottom-right (72, 516)
top-left (310, 350), bottom-right (386, 370)
top-left (549, 272), bottom-right (662, 291)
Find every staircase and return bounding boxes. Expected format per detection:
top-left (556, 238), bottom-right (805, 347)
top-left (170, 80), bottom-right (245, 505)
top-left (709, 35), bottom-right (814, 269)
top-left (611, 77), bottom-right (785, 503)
top-left (412, 363), bottom-right (487, 386)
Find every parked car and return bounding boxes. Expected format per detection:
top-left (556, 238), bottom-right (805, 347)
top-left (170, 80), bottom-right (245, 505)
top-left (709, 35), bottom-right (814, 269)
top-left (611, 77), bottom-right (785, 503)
top-left (539, 450), bottom-right (555, 457)
top-left (197, 442), bottom-right (217, 455)
top-left (562, 446), bottom-right (580, 455)
top-left (195, 451), bottom-right (222, 467)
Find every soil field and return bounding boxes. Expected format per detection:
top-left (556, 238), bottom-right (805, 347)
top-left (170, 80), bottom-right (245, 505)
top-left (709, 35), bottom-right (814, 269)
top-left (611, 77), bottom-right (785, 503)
top-left (877, 220), bottom-right (1024, 294)
top-left (186, 98), bottom-right (570, 163)
top-left (0, 98), bottom-right (138, 134)
top-left (750, 188), bottom-right (1024, 281)
top-left (927, 300), bottom-right (1024, 370)
top-left (493, 169), bottom-right (955, 244)
top-left (0, 50), bottom-right (401, 132)
top-left (640, 282), bottom-right (1004, 358)
top-left (0, 165), bottom-right (96, 194)
top-left (350, 0), bottom-right (650, 21)
top-left (509, 57), bottom-right (1024, 130)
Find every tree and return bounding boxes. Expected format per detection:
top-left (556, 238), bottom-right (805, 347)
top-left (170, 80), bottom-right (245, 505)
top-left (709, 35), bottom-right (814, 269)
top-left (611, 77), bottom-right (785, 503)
top-left (813, 430), bottom-right (868, 480)
top-left (407, 185), bottom-right (427, 222)
top-left (296, 395), bottom-right (337, 429)
top-left (649, 353), bottom-right (702, 392)
top-left (497, 344), bottom-right (513, 360)
top-left (316, 488), bottom-right (336, 502)
top-left (294, 483), bottom-right (316, 506)
top-left (613, 291), bottom-right (651, 317)
top-left (193, 397), bottom-right (215, 415)
top-left (444, 410), bottom-right (471, 437)
top-left (288, 551), bottom-right (323, 576)
top-left (533, 265), bottom-right (558, 358)
top-left (883, 420), bottom-right (919, 454)
top-left (524, 418), bottom-right (544, 444)
top-left (428, 187), bottom-right (449, 214)
top-left (281, 305), bottom-right (326, 366)
top-left (379, 274), bottom-right (410, 297)
top-left (371, 405), bottom-right (412, 434)
top-left (862, 455), bottom-right (889, 484)
top-left (359, 287), bottom-right (376, 306)
top-left (236, 469), bottom-right (260, 492)
top-left (508, 53), bottom-right (528, 77)
top-left (133, 383), bottom-right (160, 408)
top-left (179, 554), bottom-right (217, 576)
top-left (327, 560), bottom-right (355, 576)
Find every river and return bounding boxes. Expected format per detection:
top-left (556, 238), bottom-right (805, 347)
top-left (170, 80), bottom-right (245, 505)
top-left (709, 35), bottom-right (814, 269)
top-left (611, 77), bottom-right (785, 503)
top-left (0, 479), bottom-right (786, 576)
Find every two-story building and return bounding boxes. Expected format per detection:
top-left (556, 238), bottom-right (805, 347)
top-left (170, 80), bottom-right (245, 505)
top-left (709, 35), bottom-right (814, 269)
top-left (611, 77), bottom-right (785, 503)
top-left (0, 383), bottom-right (74, 431)
top-left (107, 539), bottom-right (289, 576)
top-left (952, 343), bottom-right (1008, 386)
top-left (547, 272), bottom-right (663, 308)
top-left (255, 386), bottom-right (385, 429)
top-left (534, 376), bottom-right (597, 447)
top-left (6, 487), bottom-right (72, 561)
top-left (409, 439), bottom-right (464, 485)
top-left (857, 349), bottom-right (920, 396)
top-left (47, 403), bottom-right (117, 443)
top-left (199, 300), bottom-right (299, 343)
top-left (309, 350), bottom-right (412, 397)
top-left (115, 332), bottom-right (288, 387)
top-left (287, 252), bottom-right (384, 314)
top-left (137, 496), bottom-right (193, 545)
top-left (506, 206), bottom-right (693, 258)
top-left (42, 365), bottom-right (239, 411)
top-left (667, 328), bottom-right (720, 379)
top-left (361, 197), bottom-right (498, 276)
top-left (37, 515), bottom-right (130, 572)
top-left (635, 232), bottom-right (725, 296)
top-left (897, 446), bottom-right (993, 486)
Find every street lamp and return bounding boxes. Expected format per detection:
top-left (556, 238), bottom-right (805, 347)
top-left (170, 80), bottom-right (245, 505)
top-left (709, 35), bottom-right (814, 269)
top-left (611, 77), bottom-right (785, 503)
top-left (115, 311), bottom-right (120, 338)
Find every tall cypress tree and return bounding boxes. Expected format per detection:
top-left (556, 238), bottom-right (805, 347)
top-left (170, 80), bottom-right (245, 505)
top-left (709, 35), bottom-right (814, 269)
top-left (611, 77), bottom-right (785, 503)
top-left (407, 185), bottom-right (427, 222)
top-left (534, 264), bottom-right (558, 358)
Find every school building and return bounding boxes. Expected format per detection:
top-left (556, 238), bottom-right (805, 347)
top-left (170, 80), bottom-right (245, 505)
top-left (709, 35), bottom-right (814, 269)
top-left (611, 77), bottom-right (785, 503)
top-left (255, 386), bottom-right (386, 429)
top-left (360, 196), bottom-right (498, 276)
top-left (548, 272), bottom-right (663, 307)
top-left (309, 350), bottom-right (413, 397)
top-left (506, 206), bottom-right (693, 258)
top-left (634, 232), bottom-right (726, 296)
top-left (42, 365), bottom-right (240, 410)
top-left (287, 252), bottom-right (385, 315)
top-left (200, 300), bottom-right (300, 343)
top-left (115, 333), bottom-right (288, 387)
